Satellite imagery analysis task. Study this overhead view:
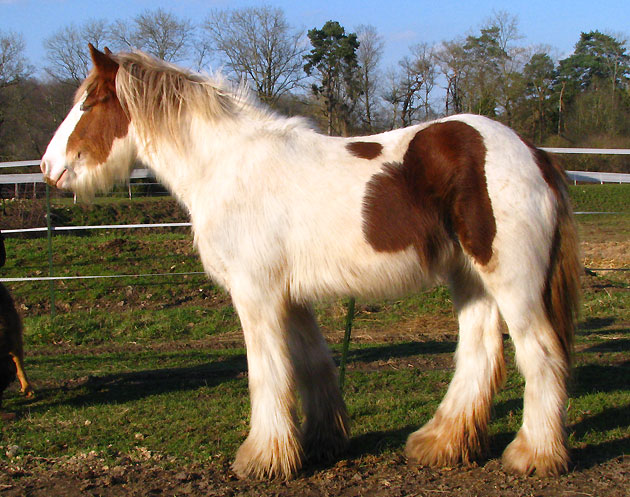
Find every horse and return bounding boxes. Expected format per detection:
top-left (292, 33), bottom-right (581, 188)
top-left (40, 44), bottom-right (580, 480)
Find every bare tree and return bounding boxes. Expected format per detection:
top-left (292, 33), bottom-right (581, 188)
top-left (44, 19), bottom-right (111, 84)
top-left (381, 68), bottom-right (402, 130)
top-left (409, 43), bottom-right (437, 120)
top-left (111, 8), bottom-right (194, 62)
top-left (0, 30), bottom-right (34, 159)
top-left (435, 39), bottom-right (468, 115)
top-left (355, 24), bottom-right (384, 131)
top-left (384, 43), bottom-right (436, 128)
top-left (1, 30), bottom-right (31, 87)
top-left (483, 11), bottom-right (527, 124)
top-left (190, 35), bottom-right (213, 72)
top-left (204, 6), bottom-right (306, 105)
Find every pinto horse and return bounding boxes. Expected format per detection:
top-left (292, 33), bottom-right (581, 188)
top-left (41, 45), bottom-right (580, 479)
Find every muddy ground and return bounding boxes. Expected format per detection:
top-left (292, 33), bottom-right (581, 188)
top-left (1, 450), bottom-right (629, 497)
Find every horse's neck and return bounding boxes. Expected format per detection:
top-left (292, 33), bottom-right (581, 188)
top-left (136, 114), bottom-right (270, 211)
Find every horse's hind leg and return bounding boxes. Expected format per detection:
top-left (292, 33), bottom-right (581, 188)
top-left (286, 303), bottom-right (349, 463)
top-left (406, 266), bottom-right (505, 466)
top-left (495, 295), bottom-right (570, 475)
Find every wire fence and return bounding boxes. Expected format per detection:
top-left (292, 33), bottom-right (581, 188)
top-left (1, 151), bottom-right (629, 317)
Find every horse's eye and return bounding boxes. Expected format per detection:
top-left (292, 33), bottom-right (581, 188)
top-left (80, 103), bottom-right (92, 112)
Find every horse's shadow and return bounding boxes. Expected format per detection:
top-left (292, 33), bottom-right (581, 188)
top-left (14, 353), bottom-right (248, 414)
top-left (337, 340), bottom-right (457, 365)
top-left (10, 340), bottom-right (629, 471)
top-left (21, 340), bottom-right (455, 412)
top-left (578, 316), bottom-right (627, 335)
top-left (572, 362), bottom-right (630, 394)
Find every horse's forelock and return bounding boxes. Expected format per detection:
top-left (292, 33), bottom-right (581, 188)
top-left (74, 72), bottom-right (97, 106)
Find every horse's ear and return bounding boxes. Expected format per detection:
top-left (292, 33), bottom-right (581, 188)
top-left (103, 46), bottom-right (113, 55)
top-left (89, 43), bottom-right (118, 77)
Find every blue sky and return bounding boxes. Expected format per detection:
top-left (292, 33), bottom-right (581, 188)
top-left (1, 0), bottom-right (629, 77)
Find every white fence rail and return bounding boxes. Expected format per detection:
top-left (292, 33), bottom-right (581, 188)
top-left (5, 169), bottom-right (629, 184)
top-left (0, 150), bottom-right (627, 311)
top-left (2, 149), bottom-right (630, 186)
top-left (0, 164), bottom-right (154, 184)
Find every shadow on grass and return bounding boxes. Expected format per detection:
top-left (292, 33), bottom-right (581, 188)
top-left (571, 404), bottom-right (629, 439)
top-left (335, 340), bottom-right (456, 366)
top-left (569, 362), bottom-right (630, 469)
top-left (582, 340), bottom-right (630, 353)
top-left (569, 403), bottom-right (630, 469)
top-left (578, 317), bottom-right (629, 337)
top-left (347, 425), bottom-right (414, 457)
top-left (571, 438), bottom-right (630, 470)
top-left (572, 362), bottom-right (630, 394)
top-left (21, 353), bottom-right (247, 413)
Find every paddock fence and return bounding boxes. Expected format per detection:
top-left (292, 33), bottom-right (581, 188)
top-left (1, 148), bottom-right (629, 317)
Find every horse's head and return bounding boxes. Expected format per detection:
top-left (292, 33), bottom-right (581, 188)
top-left (41, 44), bottom-right (137, 199)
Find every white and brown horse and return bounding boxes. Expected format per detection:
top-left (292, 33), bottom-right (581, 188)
top-left (41, 45), bottom-right (580, 479)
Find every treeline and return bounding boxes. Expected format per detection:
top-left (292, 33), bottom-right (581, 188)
top-left (1, 7), bottom-right (629, 171)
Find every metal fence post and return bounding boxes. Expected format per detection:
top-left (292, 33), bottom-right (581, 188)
top-left (339, 296), bottom-right (356, 392)
top-left (45, 183), bottom-right (56, 318)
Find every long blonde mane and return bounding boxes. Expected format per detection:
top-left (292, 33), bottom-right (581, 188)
top-left (112, 52), bottom-right (258, 151)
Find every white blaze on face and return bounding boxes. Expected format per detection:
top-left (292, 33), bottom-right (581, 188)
top-left (40, 94), bottom-right (86, 189)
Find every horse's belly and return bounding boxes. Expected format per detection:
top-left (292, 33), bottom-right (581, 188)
top-left (289, 245), bottom-right (437, 301)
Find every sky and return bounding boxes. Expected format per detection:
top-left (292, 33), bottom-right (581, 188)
top-left (1, 0), bottom-right (629, 78)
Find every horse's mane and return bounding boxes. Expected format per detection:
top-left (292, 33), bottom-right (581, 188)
top-left (86, 51), bottom-right (269, 151)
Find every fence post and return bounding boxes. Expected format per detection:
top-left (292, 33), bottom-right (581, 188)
top-left (338, 296), bottom-right (356, 392)
top-left (45, 183), bottom-right (56, 318)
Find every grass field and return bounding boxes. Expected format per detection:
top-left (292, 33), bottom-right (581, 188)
top-left (0, 184), bottom-right (628, 495)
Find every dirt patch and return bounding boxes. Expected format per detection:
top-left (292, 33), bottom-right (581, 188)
top-left (582, 239), bottom-right (630, 269)
top-left (1, 449), bottom-right (629, 497)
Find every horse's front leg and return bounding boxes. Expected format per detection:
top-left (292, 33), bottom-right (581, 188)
top-left (230, 287), bottom-right (303, 479)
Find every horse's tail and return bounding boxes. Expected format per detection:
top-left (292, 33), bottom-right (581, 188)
top-left (538, 149), bottom-right (581, 365)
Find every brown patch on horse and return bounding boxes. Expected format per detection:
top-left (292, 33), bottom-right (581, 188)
top-left (67, 46), bottom-right (130, 166)
top-left (346, 141), bottom-right (383, 160)
top-left (520, 138), bottom-right (565, 196)
top-left (362, 121), bottom-right (496, 267)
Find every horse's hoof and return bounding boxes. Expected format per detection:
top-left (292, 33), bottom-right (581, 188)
top-left (502, 431), bottom-right (569, 476)
top-left (232, 433), bottom-right (303, 479)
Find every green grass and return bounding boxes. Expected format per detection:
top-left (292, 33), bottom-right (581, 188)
top-left (569, 183), bottom-right (630, 213)
top-left (3, 331), bottom-right (627, 468)
top-left (4, 348), bottom-right (250, 464)
top-left (26, 305), bottom-right (239, 347)
top-left (1, 187), bottom-right (628, 472)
